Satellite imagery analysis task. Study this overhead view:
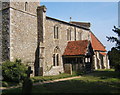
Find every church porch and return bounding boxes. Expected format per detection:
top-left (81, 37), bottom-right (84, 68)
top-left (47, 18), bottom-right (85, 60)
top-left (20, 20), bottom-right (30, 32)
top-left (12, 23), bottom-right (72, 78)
top-left (63, 40), bottom-right (94, 75)
top-left (63, 55), bottom-right (93, 74)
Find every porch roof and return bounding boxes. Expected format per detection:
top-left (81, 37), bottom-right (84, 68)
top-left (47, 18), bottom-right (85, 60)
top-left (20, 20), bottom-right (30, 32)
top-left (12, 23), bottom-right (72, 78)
top-left (63, 40), bottom-right (89, 56)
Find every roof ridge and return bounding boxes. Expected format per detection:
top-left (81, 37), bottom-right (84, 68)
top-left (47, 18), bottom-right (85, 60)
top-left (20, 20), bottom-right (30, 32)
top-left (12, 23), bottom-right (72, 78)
top-left (46, 16), bottom-right (90, 30)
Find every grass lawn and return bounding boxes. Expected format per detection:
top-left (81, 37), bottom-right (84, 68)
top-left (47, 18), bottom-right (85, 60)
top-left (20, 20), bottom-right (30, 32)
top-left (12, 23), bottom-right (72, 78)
top-left (2, 69), bottom-right (120, 94)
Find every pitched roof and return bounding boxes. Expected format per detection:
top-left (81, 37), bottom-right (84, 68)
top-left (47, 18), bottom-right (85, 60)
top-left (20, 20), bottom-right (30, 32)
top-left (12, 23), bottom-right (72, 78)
top-left (46, 16), bottom-right (90, 30)
top-left (90, 32), bottom-right (106, 52)
top-left (63, 40), bottom-right (89, 56)
top-left (70, 21), bottom-right (91, 28)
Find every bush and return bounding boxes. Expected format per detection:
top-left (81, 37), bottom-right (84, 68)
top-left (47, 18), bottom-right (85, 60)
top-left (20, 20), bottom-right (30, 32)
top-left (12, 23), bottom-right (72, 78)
top-left (2, 60), bottom-right (27, 83)
top-left (2, 81), bottom-right (8, 87)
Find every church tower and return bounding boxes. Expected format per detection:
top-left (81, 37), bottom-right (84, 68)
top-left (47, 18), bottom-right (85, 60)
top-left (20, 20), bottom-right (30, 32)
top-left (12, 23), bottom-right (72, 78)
top-left (0, 1), bottom-right (40, 75)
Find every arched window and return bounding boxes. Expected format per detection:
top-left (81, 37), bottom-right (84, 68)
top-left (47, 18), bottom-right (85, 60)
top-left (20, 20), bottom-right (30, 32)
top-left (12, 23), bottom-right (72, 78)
top-left (53, 54), bottom-right (56, 66)
top-left (56, 54), bottom-right (59, 66)
top-left (25, 2), bottom-right (28, 11)
top-left (53, 46), bottom-right (61, 66)
top-left (54, 25), bottom-right (59, 39)
top-left (67, 29), bottom-right (71, 41)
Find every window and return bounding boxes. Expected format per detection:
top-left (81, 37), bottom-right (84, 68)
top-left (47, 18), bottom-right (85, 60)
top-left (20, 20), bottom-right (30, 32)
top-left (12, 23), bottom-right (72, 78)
top-left (53, 54), bottom-right (56, 66)
top-left (25, 2), bottom-right (28, 11)
top-left (56, 54), bottom-right (59, 66)
top-left (78, 32), bottom-right (82, 40)
top-left (53, 53), bottom-right (59, 66)
top-left (53, 46), bottom-right (60, 66)
top-left (74, 27), bottom-right (76, 41)
top-left (54, 26), bottom-right (59, 39)
top-left (67, 29), bottom-right (71, 41)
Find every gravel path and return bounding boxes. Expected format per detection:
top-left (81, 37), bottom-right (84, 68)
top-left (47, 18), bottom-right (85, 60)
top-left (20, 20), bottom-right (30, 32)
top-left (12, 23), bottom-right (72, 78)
top-left (33, 76), bottom-right (81, 86)
top-left (0, 76), bottom-right (81, 90)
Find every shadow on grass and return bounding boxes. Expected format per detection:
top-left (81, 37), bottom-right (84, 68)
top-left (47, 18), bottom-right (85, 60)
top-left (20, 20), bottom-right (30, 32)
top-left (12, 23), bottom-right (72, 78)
top-left (2, 70), bottom-right (120, 94)
top-left (3, 79), bottom-right (120, 94)
top-left (85, 70), bottom-right (120, 79)
top-left (31, 79), bottom-right (120, 93)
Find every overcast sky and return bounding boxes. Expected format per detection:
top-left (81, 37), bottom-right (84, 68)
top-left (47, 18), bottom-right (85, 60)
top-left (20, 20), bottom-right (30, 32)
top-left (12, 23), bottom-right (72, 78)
top-left (41, 2), bottom-right (118, 51)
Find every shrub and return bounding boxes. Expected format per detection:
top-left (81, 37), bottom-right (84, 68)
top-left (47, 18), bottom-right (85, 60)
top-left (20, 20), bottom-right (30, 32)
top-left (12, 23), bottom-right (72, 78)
top-left (2, 81), bottom-right (8, 87)
top-left (2, 60), bottom-right (27, 83)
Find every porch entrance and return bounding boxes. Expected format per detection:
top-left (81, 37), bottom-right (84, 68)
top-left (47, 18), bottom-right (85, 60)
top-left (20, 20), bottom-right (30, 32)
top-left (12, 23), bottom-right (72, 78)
top-left (63, 56), bottom-right (92, 74)
top-left (63, 57), bottom-right (85, 73)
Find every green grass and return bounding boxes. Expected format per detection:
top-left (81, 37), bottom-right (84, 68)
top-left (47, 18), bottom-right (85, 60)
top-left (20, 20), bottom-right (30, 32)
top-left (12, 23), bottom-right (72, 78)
top-left (1, 73), bottom-right (77, 87)
top-left (31, 73), bottom-right (77, 83)
top-left (2, 69), bottom-right (120, 94)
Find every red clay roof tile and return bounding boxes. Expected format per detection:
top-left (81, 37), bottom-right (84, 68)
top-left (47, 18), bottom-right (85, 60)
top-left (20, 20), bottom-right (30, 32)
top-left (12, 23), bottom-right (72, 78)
top-left (63, 40), bottom-right (89, 56)
top-left (100, 52), bottom-right (107, 56)
top-left (90, 32), bottom-right (106, 52)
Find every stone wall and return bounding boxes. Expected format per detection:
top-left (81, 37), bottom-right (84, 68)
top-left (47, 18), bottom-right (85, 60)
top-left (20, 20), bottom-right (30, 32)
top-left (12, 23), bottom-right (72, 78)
top-left (42, 16), bottom-right (90, 75)
top-left (1, 7), bottom-right (10, 62)
top-left (10, 2), bottom-right (39, 15)
top-left (0, 2), bottom-right (10, 63)
top-left (10, 8), bottom-right (37, 63)
top-left (93, 51), bottom-right (110, 70)
top-left (9, 2), bottom-right (39, 76)
top-left (0, 2), bottom-right (2, 63)
top-left (64, 64), bottom-right (72, 74)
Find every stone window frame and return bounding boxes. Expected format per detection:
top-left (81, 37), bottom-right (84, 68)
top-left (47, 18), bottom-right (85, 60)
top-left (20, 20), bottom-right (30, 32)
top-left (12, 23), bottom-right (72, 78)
top-left (53, 53), bottom-right (59, 66)
top-left (53, 46), bottom-right (61, 66)
top-left (54, 25), bottom-right (59, 39)
top-left (25, 2), bottom-right (28, 11)
top-left (67, 28), bottom-right (72, 41)
top-left (78, 30), bottom-right (83, 40)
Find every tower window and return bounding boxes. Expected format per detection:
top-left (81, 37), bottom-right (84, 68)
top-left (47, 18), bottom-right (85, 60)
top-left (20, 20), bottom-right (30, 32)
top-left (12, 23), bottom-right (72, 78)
top-left (25, 2), bottom-right (28, 11)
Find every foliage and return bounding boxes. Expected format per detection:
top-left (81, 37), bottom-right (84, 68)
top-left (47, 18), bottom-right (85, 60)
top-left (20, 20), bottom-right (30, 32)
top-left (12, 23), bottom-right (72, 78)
top-left (108, 47), bottom-right (120, 72)
top-left (106, 26), bottom-right (120, 50)
top-left (2, 81), bottom-right (8, 87)
top-left (1, 73), bottom-right (77, 87)
top-left (2, 59), bottom-right (27, 83)
top-left (2, 69), bottom-right (120, 94)
top-left (107, 26), bottom-right (120, 72)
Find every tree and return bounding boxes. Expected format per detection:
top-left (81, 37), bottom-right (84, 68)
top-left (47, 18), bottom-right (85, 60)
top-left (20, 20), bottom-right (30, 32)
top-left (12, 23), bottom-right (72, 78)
top-left (107, 26), bottom-right (120, 50)
top-left (108, 47), bottom-right (120, 71)
top-left (107, 26), bottom-right (120, 72)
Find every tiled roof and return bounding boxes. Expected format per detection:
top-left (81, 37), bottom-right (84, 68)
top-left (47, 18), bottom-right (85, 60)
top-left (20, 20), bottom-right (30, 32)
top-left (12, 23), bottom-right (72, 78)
top-left (63, 40), bottom-right (89, 56)
top-left (70, 21), bottom-right (91, 28)
top-left (100, 52), bottom-right (107, 56)
top-left (46, 16), bottom-right (90, 30)
top-left (90, 32), bottom-right (106, 52)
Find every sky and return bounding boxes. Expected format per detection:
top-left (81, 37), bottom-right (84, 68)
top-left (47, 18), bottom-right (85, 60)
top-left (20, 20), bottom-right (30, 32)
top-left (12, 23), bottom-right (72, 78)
top-left (41, 2), bottom-right (118, 51)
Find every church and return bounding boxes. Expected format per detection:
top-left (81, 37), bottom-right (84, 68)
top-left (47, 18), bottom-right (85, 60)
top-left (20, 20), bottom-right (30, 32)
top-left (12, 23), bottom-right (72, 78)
top-left (0, 1), bottom-right (110, 76)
